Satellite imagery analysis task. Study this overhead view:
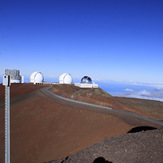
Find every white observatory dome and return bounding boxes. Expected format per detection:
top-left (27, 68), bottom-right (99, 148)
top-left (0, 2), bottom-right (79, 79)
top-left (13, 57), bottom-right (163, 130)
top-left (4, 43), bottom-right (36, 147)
top-left (59, 73), bottom-right (73, 84)
top-left (30, 72), bottom-right (44, 84)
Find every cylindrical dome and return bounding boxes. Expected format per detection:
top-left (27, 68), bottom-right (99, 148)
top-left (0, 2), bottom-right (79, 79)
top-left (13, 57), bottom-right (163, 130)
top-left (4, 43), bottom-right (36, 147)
top-left (30, 72), bottom-right (44, 84)
top-left (81, 76), bottom-right (92, 84)
top-left (59, 73), bottom-right (73, 84)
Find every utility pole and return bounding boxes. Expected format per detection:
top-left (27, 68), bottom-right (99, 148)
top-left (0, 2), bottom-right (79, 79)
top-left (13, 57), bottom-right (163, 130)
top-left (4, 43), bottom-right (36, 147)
top-left (3, 75), bottom-right (11, 163)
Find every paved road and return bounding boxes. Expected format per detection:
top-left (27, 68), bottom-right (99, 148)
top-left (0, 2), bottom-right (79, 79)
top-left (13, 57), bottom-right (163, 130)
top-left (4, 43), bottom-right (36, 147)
top-left (41, 87), bottom-right (163, 126)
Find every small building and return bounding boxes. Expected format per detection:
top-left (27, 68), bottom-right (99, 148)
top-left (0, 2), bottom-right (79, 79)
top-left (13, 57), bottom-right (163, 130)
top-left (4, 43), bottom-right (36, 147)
top-left (74, 76), bottom-right (98, 88)
top-left (30, 72), bottom-right (44, 84)
top-left (59, 73), bottom-right (73, 84)
top-left (5, 69), bottom-right (22, 83)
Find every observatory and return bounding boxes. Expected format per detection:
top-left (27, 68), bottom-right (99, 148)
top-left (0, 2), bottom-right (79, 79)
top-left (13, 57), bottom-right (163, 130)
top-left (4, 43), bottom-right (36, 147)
top-left (5, 69), bottom-right (23, 83)
top-left (59, 73), bottom-right (73, 84)
top-left (74, 76), bottom-right (98, 88)
top-left (30, 72), bottom-right (44, 84)
top-left (81, 76), bottom-right (92, 84)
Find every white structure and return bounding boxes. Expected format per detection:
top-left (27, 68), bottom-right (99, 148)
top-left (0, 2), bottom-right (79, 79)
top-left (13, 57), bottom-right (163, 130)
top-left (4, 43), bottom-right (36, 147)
top-left (74, 82), bottom-right (98, 88)
top-left (59, 73), bottom-right (73, 84)
top-left (5, 69), bottom-right (22, 83)
top-left (30, 72), bottom-right (44, 84)
top-left (21, 76), bottom-right (24, 83)
top-left (74, 76), bottom-right (98, 88)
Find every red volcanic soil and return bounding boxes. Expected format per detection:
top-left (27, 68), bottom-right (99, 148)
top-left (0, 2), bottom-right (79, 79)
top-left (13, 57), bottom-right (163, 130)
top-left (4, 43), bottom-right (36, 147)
top-left (0, 84), bottom-right (161, 163)
top-left (0, 83), bottom-right (46, 103)
top-left (51, 84), bottom-right (154, 118)
top-left (116, 96), bottom-right (163, 120)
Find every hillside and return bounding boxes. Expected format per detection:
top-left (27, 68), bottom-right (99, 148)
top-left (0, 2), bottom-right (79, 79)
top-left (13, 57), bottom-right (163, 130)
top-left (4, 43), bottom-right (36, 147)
top-left (49, 127), bottom-right (163, 163)
top-left (0, 83), bottom-right (46, 104)
top-left (0, 84), bottom-right (162, 163)
top-left (115, 97), bottom-right (163, 120)
top-left (51, 84), bottom-right (155, 118)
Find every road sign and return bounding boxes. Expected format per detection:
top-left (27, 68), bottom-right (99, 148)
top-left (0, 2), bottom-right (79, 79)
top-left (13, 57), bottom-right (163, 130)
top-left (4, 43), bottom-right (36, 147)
top-left (3, 75), bottom-right (11, 86)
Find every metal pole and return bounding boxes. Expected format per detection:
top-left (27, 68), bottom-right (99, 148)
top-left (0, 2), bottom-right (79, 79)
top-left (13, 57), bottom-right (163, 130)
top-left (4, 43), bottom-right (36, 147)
top-left (5, 85), bottom-right (10, 163)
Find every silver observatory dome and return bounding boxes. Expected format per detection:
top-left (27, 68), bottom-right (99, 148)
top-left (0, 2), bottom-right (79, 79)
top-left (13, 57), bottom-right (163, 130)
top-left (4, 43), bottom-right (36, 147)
top-left (81, 76), bottom-right (92, 84)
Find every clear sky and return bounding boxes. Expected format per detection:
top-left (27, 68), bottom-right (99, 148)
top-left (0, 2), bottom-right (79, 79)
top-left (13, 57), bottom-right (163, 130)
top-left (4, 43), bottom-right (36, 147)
top-left (0, 0), bottom-right (163, 83)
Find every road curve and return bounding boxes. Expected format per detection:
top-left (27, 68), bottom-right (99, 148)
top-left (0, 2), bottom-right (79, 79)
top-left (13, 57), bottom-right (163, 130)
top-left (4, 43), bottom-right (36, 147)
top-left (41, 87), bottom-right (163, 126)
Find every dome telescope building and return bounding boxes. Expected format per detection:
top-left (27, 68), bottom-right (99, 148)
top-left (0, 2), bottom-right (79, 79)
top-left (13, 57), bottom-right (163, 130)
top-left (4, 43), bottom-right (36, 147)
top-left (59, 73), bottom-right (73, 84)
top-left (75, 76), bottom-right (98, 88)
top-left (30, 72), bottom-right (44, 84)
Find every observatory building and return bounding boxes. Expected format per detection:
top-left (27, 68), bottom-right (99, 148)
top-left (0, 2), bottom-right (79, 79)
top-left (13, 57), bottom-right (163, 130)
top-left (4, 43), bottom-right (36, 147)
top-left (30, 72), bottom-right (44, 84)
top-left (59, 73), bottom-right (73, 84)
top-left (5, 69), bottom-right (23, 83)
top-left (74, 76), bottom-right (98, 88)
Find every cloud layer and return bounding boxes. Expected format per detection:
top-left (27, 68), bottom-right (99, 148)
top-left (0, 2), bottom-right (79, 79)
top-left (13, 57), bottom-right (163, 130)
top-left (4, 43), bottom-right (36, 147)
top-left (116, 89), bottom-right (163, 102)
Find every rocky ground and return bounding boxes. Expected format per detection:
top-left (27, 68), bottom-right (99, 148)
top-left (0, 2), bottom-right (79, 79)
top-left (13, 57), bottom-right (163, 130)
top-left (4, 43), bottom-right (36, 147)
top-left (48, 127), bottom-right (163, 163)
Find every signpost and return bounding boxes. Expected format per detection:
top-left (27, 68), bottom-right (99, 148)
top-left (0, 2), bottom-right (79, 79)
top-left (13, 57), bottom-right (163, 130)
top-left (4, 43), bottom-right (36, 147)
top-left (3, 75), bottom-right (11, 163)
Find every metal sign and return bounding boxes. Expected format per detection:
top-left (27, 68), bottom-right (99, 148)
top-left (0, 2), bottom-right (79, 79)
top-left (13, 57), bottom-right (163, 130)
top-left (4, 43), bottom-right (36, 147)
top-left (3, 75), bottom-right (11, 86)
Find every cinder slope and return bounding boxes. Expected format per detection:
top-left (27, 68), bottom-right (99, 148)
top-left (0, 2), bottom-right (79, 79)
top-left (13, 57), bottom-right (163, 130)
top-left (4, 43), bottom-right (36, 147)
top-left (0, 83), bottom-right (45, 104)
top-left (0, 84), bottom-right (161, 163)
top-left (50, 128), bottom-right (163, 163)
top-left (51, 84), bottom-right (154, 118)
top-left (116, 97), bottom-right (163, 120)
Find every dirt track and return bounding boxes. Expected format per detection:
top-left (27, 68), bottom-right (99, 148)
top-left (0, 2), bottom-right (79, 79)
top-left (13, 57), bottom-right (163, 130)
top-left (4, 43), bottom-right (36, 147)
top-left (0, 84), bottom-right (162, 163)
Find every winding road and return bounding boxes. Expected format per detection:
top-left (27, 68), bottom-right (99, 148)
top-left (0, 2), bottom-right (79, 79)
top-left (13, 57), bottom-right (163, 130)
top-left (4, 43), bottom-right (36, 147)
top-left (41, 87), bottom-right (163, 126)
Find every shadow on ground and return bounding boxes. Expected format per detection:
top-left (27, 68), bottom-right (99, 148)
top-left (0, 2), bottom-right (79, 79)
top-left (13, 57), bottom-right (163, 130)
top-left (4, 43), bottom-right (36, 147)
top-left (127, 126), bottom-right (157, 133)
top-left (93, 157), bottom-right (112, 163)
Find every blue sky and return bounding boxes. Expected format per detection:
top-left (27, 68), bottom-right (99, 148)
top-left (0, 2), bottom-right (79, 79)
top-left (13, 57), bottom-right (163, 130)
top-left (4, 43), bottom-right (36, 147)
top-left (0, 0), bottom-right (163, 83)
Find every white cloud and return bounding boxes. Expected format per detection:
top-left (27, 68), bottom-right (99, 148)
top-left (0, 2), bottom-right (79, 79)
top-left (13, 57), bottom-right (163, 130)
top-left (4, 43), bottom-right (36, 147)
top-left (150, 85), bottom-right (163, 89)
top-left (115, 90), bottom-right (163, 102)
top-left (123, 81), bottom-right (163, 91)
top-left (137, 90), bottom-right (151, 96)
top-left (125, 88), bottom-right (134, 92)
